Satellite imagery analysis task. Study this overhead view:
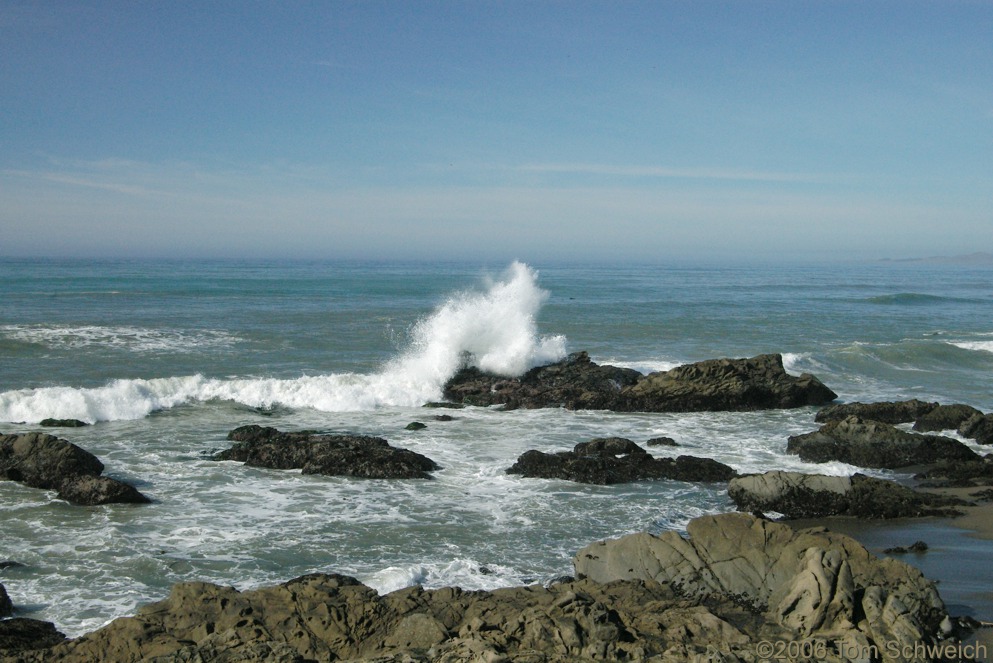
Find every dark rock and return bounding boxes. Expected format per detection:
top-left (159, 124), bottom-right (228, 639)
top-left (573, 437), bottom-right (647, 456)
top-left (970, 488), bottom-right (993, 501)
top-left (912, 403), bottom-right (983, 432)
top-left (646, 436), bottom-right (678, 447)
top-left (422, 401), bottom-right (465, 409)
top-left (0, 582), bottom-right (11, 617)
top-left (0, 618), bottom-right (67, 653)
top-left (0, 433), bottom-right (103, 489)
top-left (38, 419), bottom-right (88, 428)
top-left (443, 351), bottom-right (837, 413)
top-left (404, 421), bottom-right (427, 430)
top-left (959, 412), bottom-right (993, 444)
top-left (914, 455), bottom-right (993, 487)
top-left (433, 414), bottom-right (454, 421)
top-left (884, 541), bottom-right (929, 554)
top-left (443, 351), bottom-right (642, 410)
top-left (620, 353), bottom-right (838, 412)
top-left (728, 471), bottom-right (966, 519)
top-left (0, 561), bottom-right (25, 570)
top-left (786, 416), bottom-right (979, 469)
top-left (56, 475), bottom-right (152, 506)
top-left (0, 433), bottom-right (149, 506)
top-left (216, 425), bottom-right (440, 479)
top-left (815, 399), bottom-right (939, 424)
top-left (506, 438), bottom-right (736, 485)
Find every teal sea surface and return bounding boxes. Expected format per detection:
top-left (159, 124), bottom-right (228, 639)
top-left (1, 258), bottom-right (992, 635)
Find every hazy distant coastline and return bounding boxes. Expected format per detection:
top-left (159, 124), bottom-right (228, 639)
top-left (880, 252), bottom-right (993, 265)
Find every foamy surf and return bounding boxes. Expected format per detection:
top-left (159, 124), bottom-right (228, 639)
top-left (0, 262), bottom-right (567, 423)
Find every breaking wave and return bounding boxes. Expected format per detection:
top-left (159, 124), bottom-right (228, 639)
top-left (0, 262), bottom-right (567, 423)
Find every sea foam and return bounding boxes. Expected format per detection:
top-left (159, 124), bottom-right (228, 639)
top-left (0, 262), bottom-right (567, 423)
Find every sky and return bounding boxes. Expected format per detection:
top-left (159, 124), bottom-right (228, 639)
top-left (1, 1), bottom-right (991, 263)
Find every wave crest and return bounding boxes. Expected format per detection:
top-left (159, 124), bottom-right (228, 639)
top-left (0, 262), bottom-right (567, 423)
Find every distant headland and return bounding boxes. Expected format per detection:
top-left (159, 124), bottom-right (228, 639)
top-left (879, 251), bottom-right (993, 265)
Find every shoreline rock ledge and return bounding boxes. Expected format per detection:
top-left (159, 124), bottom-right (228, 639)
top-left (443, 351), bottom-right (838, 411)
top-left (3, 513), bottom-right (962, 662)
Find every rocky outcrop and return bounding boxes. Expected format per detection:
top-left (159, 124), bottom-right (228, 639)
top-left (575, 513), bottom-right (948, 660)
top-left (38, 419), bottom-right (88, 428)
top-left (0, 619), bottom-right (67, 653)
top-left (0, 573), bottom-right (778, 663)
top-left (915, 456), bottom-right (993, 487)
top-left (0, 433), bottom-right (150, 506)
top-left (728, 471), bottom-right (966, 519)
top-left (443, 351), bottom-right (643, 410)
top-left (56, 475), bottom-right (150, 505)
top-left (0, 583), bottom-right (12, 617)
top-left (816, 399), bottom-right (939, 424)
top-left (959, 412), bottom-right (993, 445)
top-left (506, 438), bottom-right (737, 485)
top-left (442, 351), bottom-right (837, 412)
top-left (912, 404), bottom-right (983, 432)
top-left (214, 425), bottom-right (440, 479)
top-left (786, 416), bottom-right (979, 469)
top-left (3, 512), bottom-right (966, 663)
top-left (619, 353), bottom-right (838, 412)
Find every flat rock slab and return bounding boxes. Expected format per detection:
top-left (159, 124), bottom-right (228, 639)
top-left (506, 437), bottom-right (737, 485)
top-left (443, 351), bottom-right (837, 412)
top-left (728, 470), bottom-right (966, 519)
top-left (215, 425), bottom-right (441, 479)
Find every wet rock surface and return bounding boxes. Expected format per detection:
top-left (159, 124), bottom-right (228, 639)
top-left (786, 416), bottom-right (979, 469)
top-left (0, 619), bottom-right (67, 653)
top-left (443, 351), bottom-right (837, 412)
top-left (0, 432), bottom-right (149, 506)
top-left (506, 437), bottom-right (737, 485)
top-left (2, 513), bottom-right (963, 663)
top-left (728, 471), bottom-right (967, 519)
top-left (214, 425), bottom-right (441, 479)
top-left (0, 583), bottom-right (11, 618)
top-left (815, 399), bottom-right (940, 424)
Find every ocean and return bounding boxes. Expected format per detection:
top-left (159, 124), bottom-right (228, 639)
top-left (1, 257), bottom-right (992, 637)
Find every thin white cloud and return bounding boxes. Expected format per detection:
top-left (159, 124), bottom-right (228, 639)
top-left (518, 162), bottom-right (822, 184)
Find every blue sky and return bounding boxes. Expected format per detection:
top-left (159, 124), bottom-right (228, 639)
top-left (1, 1), bottom-right (991, 262)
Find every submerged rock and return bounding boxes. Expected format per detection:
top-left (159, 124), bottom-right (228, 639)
top-left (575, 512), bottom-right (948, 658)
top-left (506, 437), bottom-right (737, 485)
top-left (728, 470), bottom-right (966, 519)
top-left (443, 351), bottom-right (837, 412)
top-left (0, 433), bottom-right (149, 506)
top-left (215, 425), bottom-right (440, 479)
top-left (787, 415), bottom-right (979, 469)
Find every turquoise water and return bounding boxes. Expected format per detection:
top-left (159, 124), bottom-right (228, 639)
top-left (1, 258), bottom-right (992, 635)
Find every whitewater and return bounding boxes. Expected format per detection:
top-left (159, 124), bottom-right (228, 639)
top-left (1, 257), bottom-right (992, 636)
